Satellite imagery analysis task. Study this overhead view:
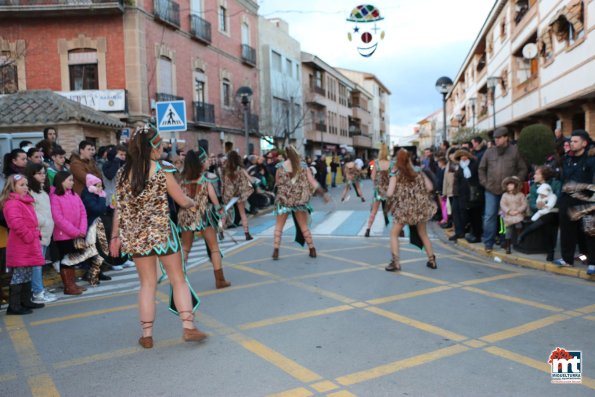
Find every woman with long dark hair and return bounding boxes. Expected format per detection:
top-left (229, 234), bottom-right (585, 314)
top-left (385, 149), bottom-right (437, 271)
top-left (109, 124), bottom-right (206, 349)
top-left (3, 149), bottom-right (27, 178)
top-left (272, 146), bottom-right (329, 260)
top-left (222, 150), bottom-right (254, 240)
top-left (178, 149), bottom-right (230, 289)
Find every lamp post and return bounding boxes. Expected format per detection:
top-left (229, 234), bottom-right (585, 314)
top-left (435, 76), bottom-right (453, 143)
top-left (236, 86), bottom-right (253, 156)
top-left (487, 76), bottom-right (501, 130)
top-left (469, 96), bottom-right (477, 133)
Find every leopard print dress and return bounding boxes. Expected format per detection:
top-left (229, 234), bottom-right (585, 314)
top-left (273, 162), bottom-right (313, 215)
top-left (388, 172), bottom-right (437, 225)
top-left (222, 167), bottom-right (254, 204)
top-left (178, 173), bottom-right (219, 232)
top-left (115, 162), bottom-right (179, 257)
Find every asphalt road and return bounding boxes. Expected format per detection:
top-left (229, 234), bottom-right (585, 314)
top-left (1, 180), bottom-right (594, 396)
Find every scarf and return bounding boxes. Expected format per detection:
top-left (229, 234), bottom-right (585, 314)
top-left (459, 159), bottom-right (471, 179)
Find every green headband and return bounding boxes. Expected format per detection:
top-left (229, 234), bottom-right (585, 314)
top-left (198, 147), bottom-right (208, 161)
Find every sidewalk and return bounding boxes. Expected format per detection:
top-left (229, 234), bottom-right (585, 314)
top-left (431, 222), bottom-right (595, 281)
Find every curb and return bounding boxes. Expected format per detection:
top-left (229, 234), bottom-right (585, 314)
top-left (434, 224), bottom-right (594, 282)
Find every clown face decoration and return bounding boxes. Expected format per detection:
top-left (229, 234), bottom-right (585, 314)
top-left (347, 4), bottom-right (385, 57)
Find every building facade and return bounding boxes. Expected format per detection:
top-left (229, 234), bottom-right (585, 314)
top-left (445, 0), bottom-right (595, 140)
top-left (0, 0), bottom-right (260, 154)
top-left (258, 17), bottom-right (304, 153)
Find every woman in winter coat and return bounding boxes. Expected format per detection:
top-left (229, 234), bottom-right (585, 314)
top-left (50, 171), bottom-right (87, 295)
top-left (452, 149), bottom-right (483, 243)
top-left (24, 163), bottom-right (57, 303)
top-left (1, 174), bottom-right (46, 315)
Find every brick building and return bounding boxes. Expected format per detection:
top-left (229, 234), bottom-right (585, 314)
top-left (0, 0), bottom-right (260, 154)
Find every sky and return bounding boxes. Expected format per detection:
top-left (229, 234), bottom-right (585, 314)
top-left (257, 0), bottom-right (496, 139)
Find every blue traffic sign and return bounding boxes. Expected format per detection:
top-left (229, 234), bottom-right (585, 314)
top-left (156, 100), bottom-right (187, 132)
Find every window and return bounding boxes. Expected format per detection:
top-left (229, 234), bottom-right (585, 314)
top-left (241, 22), bottom-right (249, 45)
top-left (222, 78), bottom-right (231, 107)
top-left (0, 54), bottom-right (18, 94)
top-left (286, 59), bottom-right (292, 77)
top-left (191, 0), bottom-right (201, 14)
top-left (295, 63), bottom-right (300, 80)
top-left (158, 56), bottom-right (173, 94)
top-left (219, 6), bottom-right (227, 32)
top-left (500, 16), bottom-right (507, 41)
top-left (551, 1), bottom-right (584, 46)
top-left (68, 49), bottom-right (98, 90)
top-left (315, 70), bottom-right (322, 88)
top-left (271, 51), bottom-right (282, 72)
top-left (193, 69), bottom-right (206, 102)
top-left (514, 36), bottom-right (538, 85)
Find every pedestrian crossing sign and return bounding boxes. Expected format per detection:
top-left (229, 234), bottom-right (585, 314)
top-left (156, 100), bottom-right (187, 132)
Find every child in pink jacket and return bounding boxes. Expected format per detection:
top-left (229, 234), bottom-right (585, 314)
top-left (50, 171), bottom-right (87, 295)
top-left (0, 174), bottom-right (46, 315)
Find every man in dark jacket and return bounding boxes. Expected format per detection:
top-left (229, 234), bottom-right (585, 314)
top-left (478, 127), bottom-right (528, 252)
top-left (554, 130), bottom-right (595, 271)
top-left (102, 145), bottom-right (127, 205)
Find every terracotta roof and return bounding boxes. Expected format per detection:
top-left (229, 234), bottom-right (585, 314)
top-left (0, 90), bottom-right (125, 128)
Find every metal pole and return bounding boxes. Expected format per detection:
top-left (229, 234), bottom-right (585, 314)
top-left (492, 94), bottom-right (497, 130)
top-left (442, 92), bottom-right (447, 143)
top-left (244, 105), bottom-right (250, 156)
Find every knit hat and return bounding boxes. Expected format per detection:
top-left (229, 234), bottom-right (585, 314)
top-left (86, 174), bottom-right (102, 187)
top-left (453, 149), bottom-right (476, 161)
top-left (501, 176), bottom-right (523, 193)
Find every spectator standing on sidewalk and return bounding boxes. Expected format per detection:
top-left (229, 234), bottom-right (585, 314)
top-left (70, 140), bottom-right (102, 195)
top-left (471, 136), bottom-right (487, 163)
top-left (478, 127), bottom-right (528, 253)
top-left (36, 127), bottom-right (60, 163)
top-left (1, 174), bottom-right (46, 314)
top-left (452, 149), bottom-right (483, 243)
top-left (24, 163), bottom-right (57, 303)
top-left (3, 149), bottom-right (27, 178)
top-left (27, 148), bottom-right (44, 165)
top-left (47, 146), bottom-right (68, 186)
top-left (499, 176), bottom-right (527, 254)
top-left (554, 130), bottom-right (595, 271)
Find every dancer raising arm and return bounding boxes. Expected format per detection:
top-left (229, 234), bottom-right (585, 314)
top-left (272, 146), bottom-right (329, 260)
top-left (178, 149), bottom-right (231, 289)
top-left (109, 124), bottom-right (206, 349)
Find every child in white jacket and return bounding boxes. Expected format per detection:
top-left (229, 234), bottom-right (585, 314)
top-left (531, 183), bottom-right (557, 221)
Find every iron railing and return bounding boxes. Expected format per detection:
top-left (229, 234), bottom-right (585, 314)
top-left (193, 101), bottom-right (215, 125)
top-left (154, 0), bottom-right (180, 28)
top-left (190, 14), bottom-right (211, 43)
top-left (241, 44), bottom-right (256, 66)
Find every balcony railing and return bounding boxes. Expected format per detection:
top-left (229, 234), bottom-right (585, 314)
top-left (154, 0), bottom-right (180, 29)
top-left (193, 101), bottom-right (215, 125)
top-left (0, 0), bottom-right (124, 16)
top-left (315, 123), bottom-right (327, 132)
top-left (241, 44), bottom-right (256, 66)
top-left (156, 92), bottom-right (183, 102)
top-left (311, 85), bottom-right (325, 96)
top-left (190, 14), bottom-right (211, 44)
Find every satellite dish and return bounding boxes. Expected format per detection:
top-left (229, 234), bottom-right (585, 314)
top-left (522, 43), bottom-right (538, 59)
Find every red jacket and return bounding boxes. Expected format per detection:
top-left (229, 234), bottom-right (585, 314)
top-left (3, 193), bottom-right (45, 268)
top-left (50, 187), bottom-right (87, 241)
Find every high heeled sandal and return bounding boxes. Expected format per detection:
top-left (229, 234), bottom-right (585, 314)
top-left (272, 248), bottom-right (279, 260)
top-left (364, 228), bottom-right (370, 237)
top-left (385, 255), bottom-right (401, 272)
top-left (309, 247), bottom-right (317, 258)
top-left (138, 320), bottom-right (154, 349)
top-left (179, 311), bottom-right (207, 342)
top-left (426, 254), bottom-right (437, 269)
top-left (245, 232), bottom-right (253, 241)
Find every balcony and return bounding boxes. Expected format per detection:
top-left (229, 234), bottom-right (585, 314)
top-left (193, 101), bottom-right (215, 126)
top-left (190, 14), bottom-right (211, 44)
top-left (315, 122), bottom-right (326, 132)
top-left (156, 92), bottom-right (183, 102)
top-left (154, 0), bottom-right (180, 29)
top-left (241, 44), bottom-right (256, 67)
top-left (352, 134), bottom-right (372, 148)
top-left (0, 0), bottom-right (124, 17)
top-left (307, 85), bottom-right (326, 107)
top-left (351, 105), bottom-right (369, 122)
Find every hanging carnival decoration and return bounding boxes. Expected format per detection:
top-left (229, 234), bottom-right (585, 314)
top-left (346, 4), bottom-right (385, 57)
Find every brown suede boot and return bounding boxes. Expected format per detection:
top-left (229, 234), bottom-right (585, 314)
top-left (214, 269), bottom-right (231, 289)
top-left (505, 239), bottom-right (512, 254)
top-left (179, 311), bottom-right (208, 342)
top-left (60, 267), bottom-right (83, 295)
top-left (309, 247), bottom-right (317, 258)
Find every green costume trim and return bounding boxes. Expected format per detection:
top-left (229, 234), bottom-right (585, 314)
top-left (273, 202), bottom-right (313, 216)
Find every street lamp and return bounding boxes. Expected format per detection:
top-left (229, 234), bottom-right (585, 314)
top-left (435, 76), bottom-right (453, 143)
top-left (469, 96), bottom-right (477, 133)
top-left (487, 76), bottom-right (501, 130)
top-left (236, 86), bottom-right (253, 156)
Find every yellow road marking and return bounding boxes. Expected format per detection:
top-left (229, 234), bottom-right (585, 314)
top-left (266, 387), bottom-right (313, 397)
top-left (232, 253), bottom-right (303, 266)
top-left (365, 307), bottom-right (468, 341)
top-left (323, 245), bottom-right (378, 253)
top-left (48, 290), bottom-right (136, 307)
top-left (295, 267), bottom-right (367, 280)
top-left (310, 380), bottom-right (339, 392)
top-left (366, 285), bottom-right (452, 305)
top-left (575, 304), bottom-right (595, 314)
top-left (327, 391), bottom-right (358, 397)
top-left (0, 373), bottom-right (17, 382)
top-left (316, 253), bottom-right (371, 268)
top-left (350, 302), bottom-right (368, 308)
top-left (285, 281), bottom-right (356, 304)
top-left (223, 239), bottom-right (263, 258)
top-left (239, 339), bottom-right (322, 383)
top-left (229, 264), bottom-right (278, 277)
top-left (199, 280), bottom-right (277, 296)
top-left (53, 339), bottom-right (182, 369)
top-left (239, 305), bottom-right (354, 330)
top-left (336, 344), bottom-right (470, 386)
top-left (463, 339), bottom-right (487, 348)
top-left (459, 272), bottom-right (525, 285)
top-left (462, 287), bottom-right (563, 312)
top-left (28, 374), bottom-right (60, 397)
top-left (397, 272), bottom-right (451, 285)
top-left (30, 304), bottom-right (138, 326)
top-left (480, 314), bottom-right (569, 343)
top-left (584, 315), bottom-right (595, 321)
top-left (4, 316), bottom-right (60, 396)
